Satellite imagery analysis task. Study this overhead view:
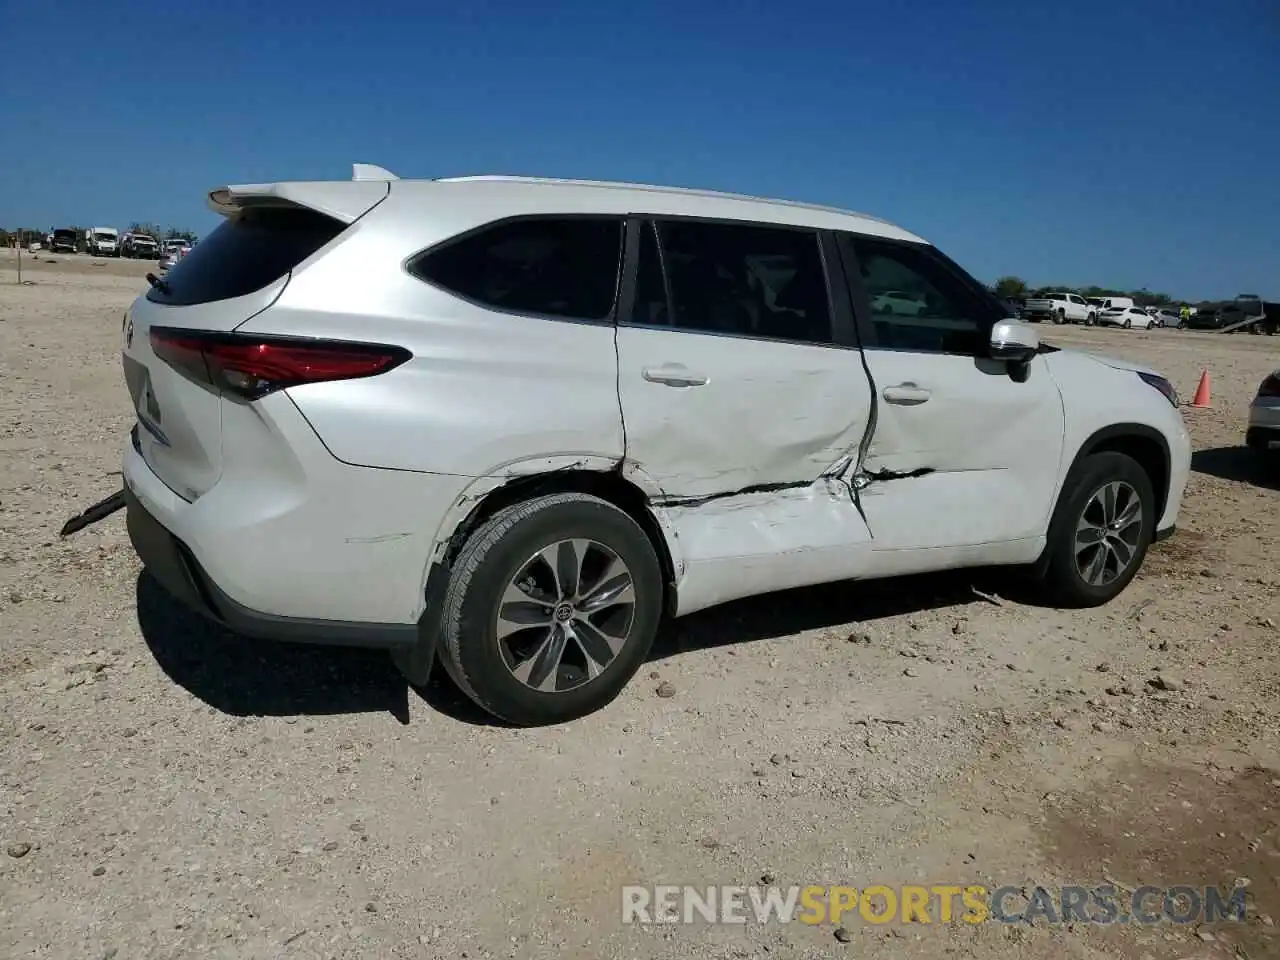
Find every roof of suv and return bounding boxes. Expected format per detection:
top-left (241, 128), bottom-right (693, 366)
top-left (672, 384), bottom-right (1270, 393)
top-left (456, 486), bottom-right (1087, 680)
top-left (417, 175), bottom-right (928, 243)
top-left (212, 172), bottom-right (930, 245)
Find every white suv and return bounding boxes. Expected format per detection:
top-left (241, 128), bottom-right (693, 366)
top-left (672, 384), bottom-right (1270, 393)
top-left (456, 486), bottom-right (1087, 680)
top-left (117, 166), bottom-right (1191, 725)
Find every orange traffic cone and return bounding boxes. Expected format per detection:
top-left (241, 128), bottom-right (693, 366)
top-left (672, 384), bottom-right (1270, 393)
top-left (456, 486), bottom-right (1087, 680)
top-left (1189, 370), bottom-right (1211, 408)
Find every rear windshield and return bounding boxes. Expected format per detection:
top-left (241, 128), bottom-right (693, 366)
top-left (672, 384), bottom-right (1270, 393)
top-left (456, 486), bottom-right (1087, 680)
top-left (146, 205), bottom-right (344, 306)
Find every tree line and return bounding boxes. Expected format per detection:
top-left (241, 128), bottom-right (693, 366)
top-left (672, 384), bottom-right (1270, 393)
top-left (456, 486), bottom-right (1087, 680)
top-left (990, 276), bottom-right (1180, 307)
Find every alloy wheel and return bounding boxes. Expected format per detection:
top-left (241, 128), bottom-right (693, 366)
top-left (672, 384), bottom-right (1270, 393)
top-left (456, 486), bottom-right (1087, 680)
top-left (495, 539), bottom-right (637, 693)
top-left (1074, 481), bottom-right (1143, 586)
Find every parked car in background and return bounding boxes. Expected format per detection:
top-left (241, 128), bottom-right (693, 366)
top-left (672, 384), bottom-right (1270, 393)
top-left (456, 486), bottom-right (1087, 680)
top-left (158, 246), bottom-right (188, 273)
top-left (105, 166), bottom-right (1191, 725)
top-left (1022, 292), bottom-right (1095, 325)
top-left (1247, 370), bottom-right (1280, 454)
top-left (162, 238), bottom-right (192, 257)
top-left (870, 290), bottom-right (927, 315)
top-left (1098, 305), bottom-right (1155, 329)
top-left (49, 228), bottom-right (78, 254)
top-left (998, 297), bottom-right (1023, 318)
top-left (1099, 296), bottom-right (1135, 312)
top-left (122, 233), bottom-right (160, 259)
top-left (1149, 307), bottom-right (1179, 328)
top-left (1183, 306), bottom-right (1227, 330)
top-left (87, 226), bottom-right (119, 257)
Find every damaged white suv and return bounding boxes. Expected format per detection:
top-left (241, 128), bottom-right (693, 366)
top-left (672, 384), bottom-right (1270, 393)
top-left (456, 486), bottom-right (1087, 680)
top-left (114, 166), bottom-right (1191, 725)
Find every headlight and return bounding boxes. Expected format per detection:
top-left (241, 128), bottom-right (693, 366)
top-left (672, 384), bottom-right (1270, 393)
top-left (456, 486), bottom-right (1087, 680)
top-left (1137, 371), bottom-right (1178, 407)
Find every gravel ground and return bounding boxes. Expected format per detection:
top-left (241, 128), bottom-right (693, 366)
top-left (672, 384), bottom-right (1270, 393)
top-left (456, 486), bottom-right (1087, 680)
top-left (2, 251), bottom-right (1278, 960)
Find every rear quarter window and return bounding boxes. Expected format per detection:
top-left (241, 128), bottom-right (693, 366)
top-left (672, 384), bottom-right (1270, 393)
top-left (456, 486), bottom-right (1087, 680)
top-left (408, 217), bottom-right (624, 322)
top-left (146, 206), bottom-right (345, 306)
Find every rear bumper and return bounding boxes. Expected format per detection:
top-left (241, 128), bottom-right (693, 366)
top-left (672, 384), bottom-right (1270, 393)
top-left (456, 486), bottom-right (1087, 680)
top-left (121, 388), bottom-right (472, 644)
top-left (1246, 425), bottom-right (1280, 450)
top-left (125, 484), bottom-right (419, 649)
top-left (1248, 398), bottom-right (1280, 430)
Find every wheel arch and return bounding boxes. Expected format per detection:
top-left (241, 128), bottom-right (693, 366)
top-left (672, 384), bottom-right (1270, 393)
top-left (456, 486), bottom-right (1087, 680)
top-left (1032, 422), bottom-right (1172, 576)
top-left (1074, 423), bottom-right (1171, 521)
top-left (428, 467), bottom-right (679, 617)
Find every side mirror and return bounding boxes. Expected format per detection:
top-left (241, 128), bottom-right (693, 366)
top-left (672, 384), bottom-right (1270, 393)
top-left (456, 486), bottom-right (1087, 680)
top-left (989, 319), bottom-right (1040, 363)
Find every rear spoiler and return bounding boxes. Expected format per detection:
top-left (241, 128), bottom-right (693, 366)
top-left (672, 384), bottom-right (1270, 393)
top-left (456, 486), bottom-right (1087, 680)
top-left (207, 163), bottom-right (398, 223)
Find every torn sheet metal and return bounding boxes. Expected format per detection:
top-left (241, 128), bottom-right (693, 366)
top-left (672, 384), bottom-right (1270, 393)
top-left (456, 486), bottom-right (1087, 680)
top-left (850, 466), bottom-right (933, 490)
top-left (614, 326), bottom-right (875, 500)
top-left (657, 477), bottom-right (874, 617)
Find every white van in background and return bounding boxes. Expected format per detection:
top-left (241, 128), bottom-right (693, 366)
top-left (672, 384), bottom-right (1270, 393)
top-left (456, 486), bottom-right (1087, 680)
top-left (87, 227), bottom-right (119, 257)
top-left (1098, 296), bottom-right (1135, 312)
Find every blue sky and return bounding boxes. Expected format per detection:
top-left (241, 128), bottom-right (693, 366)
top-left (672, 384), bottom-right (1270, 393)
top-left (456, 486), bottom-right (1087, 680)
top-left (2, 0), bottom-right (1276, 299)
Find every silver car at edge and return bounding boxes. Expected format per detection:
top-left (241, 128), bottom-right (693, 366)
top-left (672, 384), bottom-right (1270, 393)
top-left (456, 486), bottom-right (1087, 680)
top-left (1247, 370), bottom-right (1280, 454)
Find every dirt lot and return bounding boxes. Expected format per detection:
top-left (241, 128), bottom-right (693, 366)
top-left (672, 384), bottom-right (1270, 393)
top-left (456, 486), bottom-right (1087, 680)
top-left (2, 251), bottom-right (1278, 960)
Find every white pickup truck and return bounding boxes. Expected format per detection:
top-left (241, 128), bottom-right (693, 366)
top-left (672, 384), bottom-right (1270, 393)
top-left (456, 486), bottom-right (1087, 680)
top-left (1021, 292), bottom-right (1096, 325)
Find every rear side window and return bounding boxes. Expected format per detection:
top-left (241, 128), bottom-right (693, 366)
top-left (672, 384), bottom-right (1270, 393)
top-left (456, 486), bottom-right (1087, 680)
top-left (146, 205), bottom-right (344, 306)
top-left (630, 219), bottom-right (834, 345)
top-left (411, 217), bottom-right (623, 321)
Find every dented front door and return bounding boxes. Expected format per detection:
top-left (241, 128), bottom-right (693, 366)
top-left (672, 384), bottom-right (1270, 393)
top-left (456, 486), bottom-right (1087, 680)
top-left (841, 233), bottom-right (1066, 551)
top-left (857, 351), bottom-right (1065, 550)
top-left (616, 219), bottom-right (872, 500)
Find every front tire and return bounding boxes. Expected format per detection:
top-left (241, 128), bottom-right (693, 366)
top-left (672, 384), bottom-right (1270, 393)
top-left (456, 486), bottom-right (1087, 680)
top-left (1085, 312), bottom-right (1096, 327)
top-left (1123, 318), bottom-right (1132, 329)
top-left (439, 493), bottom-right (663, 726)
top-left (1040, 452), bottom-right (1155, 607)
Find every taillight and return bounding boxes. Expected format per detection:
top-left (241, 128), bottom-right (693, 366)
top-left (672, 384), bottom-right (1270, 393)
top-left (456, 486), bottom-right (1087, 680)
top-left (1259, 374), bottom-right (1280, 398)
top-left (149, 327), bottom-right (410, 401)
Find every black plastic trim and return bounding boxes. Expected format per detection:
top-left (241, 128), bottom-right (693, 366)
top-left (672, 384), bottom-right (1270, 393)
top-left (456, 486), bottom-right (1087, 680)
top-left (1154, 524), bottom-right (1176, 543)
top-left (1247, 425), bottom-right (1280, 449)
top-left (1075, 422), bottom-right (1172, 501)
top-left (818, 230), bottom-right (860, 349)
top-left (125, 486), bottom-right (422, 650)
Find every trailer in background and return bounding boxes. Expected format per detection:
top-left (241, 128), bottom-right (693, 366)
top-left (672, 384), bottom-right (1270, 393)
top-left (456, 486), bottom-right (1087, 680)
top-left (1215, 295), bottom-right (1278, 335)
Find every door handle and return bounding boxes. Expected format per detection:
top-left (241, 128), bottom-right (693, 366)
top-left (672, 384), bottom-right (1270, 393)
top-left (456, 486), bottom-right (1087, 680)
top-left (882, 382), bottom-right (931, 405)
top-left (642, 365), bottom-right (709, 387)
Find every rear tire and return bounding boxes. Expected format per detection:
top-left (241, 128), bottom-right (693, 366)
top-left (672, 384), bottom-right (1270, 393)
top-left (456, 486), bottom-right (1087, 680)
top-left (439, 493), bottom-right (663, 726)
top-left (1040, 452), bottom-right (1155, 608)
